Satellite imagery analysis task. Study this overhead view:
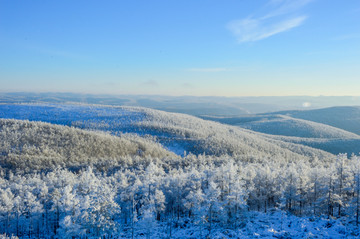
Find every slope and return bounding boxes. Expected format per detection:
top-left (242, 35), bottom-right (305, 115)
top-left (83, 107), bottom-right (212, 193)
top-left (261, 134), bottom-right (360, 156)
top-left (201, 109), bottom-right (360, 156)
top-left (268, 106), bottom-right (360, 135)
top-left (238, 115), bottom-right (360, 139)
top-left (0, 118), bottom-right (176, 171)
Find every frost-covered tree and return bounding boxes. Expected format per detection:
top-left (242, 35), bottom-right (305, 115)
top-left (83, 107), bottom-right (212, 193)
top-left (204, 180), bottom-right (221, 235)
top-left (349, 155), bottom-right (360, 225)
top-left (0, 189), bottom-right (14, 235)
top-left (282, 167), bottom-right (300, 213)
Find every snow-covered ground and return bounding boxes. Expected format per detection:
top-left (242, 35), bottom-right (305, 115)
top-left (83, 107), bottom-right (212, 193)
top-left (119, 211), bottom-right (360, 239)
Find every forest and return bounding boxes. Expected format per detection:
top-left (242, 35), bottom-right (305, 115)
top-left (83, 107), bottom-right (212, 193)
top-left (1, 153), bottom-right (360, 238)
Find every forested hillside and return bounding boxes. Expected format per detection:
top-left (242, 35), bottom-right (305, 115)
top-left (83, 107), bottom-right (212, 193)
top-left (0, 119), bottom-right (175, 171)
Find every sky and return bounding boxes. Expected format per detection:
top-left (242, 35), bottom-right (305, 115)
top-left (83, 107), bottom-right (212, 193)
top-left (0, 0), bottom-right (360, 96)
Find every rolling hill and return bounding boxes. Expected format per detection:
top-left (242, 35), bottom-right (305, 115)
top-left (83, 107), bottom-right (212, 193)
top-left (237, 115), bottom-right (359, 139)
top-left (262, 135), bottom-right (360, 156)
top-left (0, 118), bottom-right (176, 171)
top-left (202, 106), bottom-right (360, 156)
top-left (268, 106), bottom-right (360, 135)
top-left (0, 104), bottom-right (333, 165)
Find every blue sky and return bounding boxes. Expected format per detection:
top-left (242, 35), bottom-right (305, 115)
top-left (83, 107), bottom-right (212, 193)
top-left (0, 0), bottom-right (359, 96)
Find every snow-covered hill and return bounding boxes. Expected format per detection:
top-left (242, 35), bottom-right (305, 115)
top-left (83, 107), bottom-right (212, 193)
top-left (238, 115), bottom-right (359, 139)
top-left (262, 134), bottom-right (360, 156)
top-left (0, 104), bottom-right (333, 163)
top-left (0, 118), bottom-right (175, 171)
top-left (268, 106), bottom-right (360, 135)
top-left (202, 107), bottom-right (360, 156)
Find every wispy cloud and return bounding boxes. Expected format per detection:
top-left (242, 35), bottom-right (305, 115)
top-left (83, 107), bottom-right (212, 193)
top-left (141, 80), bottom-right (159, 87)
top-left (264, 0), bottom-right (312, 19)
top-left (227, 0), bottom-right (312, 43)
top-left (0, 38), bottom-right (89, 60)
top-left (181, 83), bottom-right (193, 88)
top-left (39, 49), bottom-right (85, 59)
top-left (28, 45), bottom-right (89, 60)
top-left (228, 16), bottom-right (306, 43)
top-left (187, 68), bottom-right (228, 72)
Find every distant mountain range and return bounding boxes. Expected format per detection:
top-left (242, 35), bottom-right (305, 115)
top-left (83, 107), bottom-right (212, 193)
top-left (2, 92), bottom-right (360, 115)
